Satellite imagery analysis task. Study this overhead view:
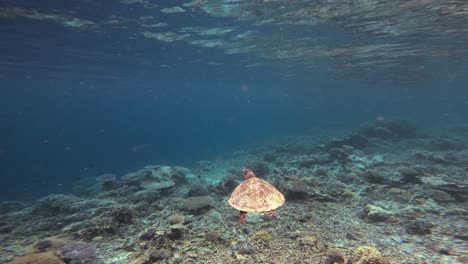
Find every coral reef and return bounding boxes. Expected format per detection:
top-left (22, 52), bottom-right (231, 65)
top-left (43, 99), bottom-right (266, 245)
top-left (0, 201), bottom-right (30, 214)
top-left (1, 124), bottom-right (467, 263)
top-left (32, 195), bottom-right (88, 216)
top-left (78, 204), bottom-right (134, 239)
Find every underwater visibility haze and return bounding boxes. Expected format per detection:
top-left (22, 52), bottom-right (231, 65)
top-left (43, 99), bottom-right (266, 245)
top-left (0, 1), bottom-right (467, 263)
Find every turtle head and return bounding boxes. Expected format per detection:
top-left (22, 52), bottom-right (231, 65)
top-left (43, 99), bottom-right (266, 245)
top-left (242, 168), bottom-right (256, 179)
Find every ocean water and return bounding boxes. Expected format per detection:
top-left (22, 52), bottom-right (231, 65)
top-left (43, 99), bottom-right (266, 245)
top-left (1, 1), bottom-right (467, 263)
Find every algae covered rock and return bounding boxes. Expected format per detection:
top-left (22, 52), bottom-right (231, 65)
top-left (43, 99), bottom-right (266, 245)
top-left (286, 180), bottom-right (309, 199)
top-left (287, 180), bottom-right (309, 193)
top-left (56, 242), bottom-right (96, 263)
top-left (140, 166), bottom-right (176, 190)
top-left (121, 165), bottom-right (182, 190)
top-left (9, 252), bottom-right (64, 264)
top-left (405, 220), bottom-right (434, 235)
top-left (364, 204), bottom-right (398, 223)
top-left (182, 196), bottom-right (214, 213)
top-left (398, 167), bottom-right (423, 183)
top-left (436, 183), bottom-right (468, 202)
top-left (141, 178), bottom-right (175, 190)
top-left (362, 170), bottom-right (386, 184)
top-left (167, 213), bottom-right (185, 225)
top-left (424, 189), bottom-right (455, 203)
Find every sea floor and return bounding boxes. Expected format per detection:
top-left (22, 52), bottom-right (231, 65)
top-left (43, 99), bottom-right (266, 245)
top-left (1, 121), bottom-right (467, 264)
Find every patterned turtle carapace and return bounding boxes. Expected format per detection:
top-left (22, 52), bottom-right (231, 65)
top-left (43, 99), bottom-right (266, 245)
top-left (228, 168), bottom-right (285, 224)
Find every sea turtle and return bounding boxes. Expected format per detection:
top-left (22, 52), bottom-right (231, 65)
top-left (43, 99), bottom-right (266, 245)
top-left (228, 168), bottom-right (285, 224)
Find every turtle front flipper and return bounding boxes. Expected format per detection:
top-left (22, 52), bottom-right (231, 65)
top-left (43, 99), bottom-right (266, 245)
top-left (239, 211), bottom-right (248, 224)
top-left (264, 210), bottom-right (280, 218)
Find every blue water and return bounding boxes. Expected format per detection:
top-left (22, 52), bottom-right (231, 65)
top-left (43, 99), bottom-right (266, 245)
top-left (1, 1), bottom-right (468, 201)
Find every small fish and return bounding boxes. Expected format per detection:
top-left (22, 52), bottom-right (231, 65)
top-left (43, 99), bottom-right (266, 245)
top-left (83, 163), bottom-right (96, 171)
top-left (129, 143), bottom-right (151, 152)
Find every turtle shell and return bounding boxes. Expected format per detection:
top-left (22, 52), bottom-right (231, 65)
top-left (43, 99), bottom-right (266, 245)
top-left (228, 177), bottom-right (285, 212)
